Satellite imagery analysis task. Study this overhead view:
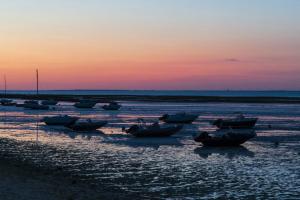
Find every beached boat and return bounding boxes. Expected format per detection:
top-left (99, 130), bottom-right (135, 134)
top-left (126, 122), bottom-right (183, 137)
top-left (102, 102), bottom-right (121, 110)
top-left (42, 115), bottom-right (79, 126)
top-left (0, 99), bottom-right (16, 106)
top-left (194, 129), bottom-right (256, 146)
top-left (0, 76), bottom-right (15, 106)
top-left (159, 112), bottom-right (198, 123)
top-left (66, 119), bottom-right (107, 131)
top-left (212, 114), bottom-right (258, 129)
top-left (23, 102), bottom-right (49, 110)
top-left (0, 99), bottom-right (13, 104)
top-left (74, 100), bottom-right (97, 109)
top-left (41, 99), bottom-right (58, 106)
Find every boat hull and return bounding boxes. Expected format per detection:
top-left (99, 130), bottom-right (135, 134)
top-left (67, 121), bottom-right (107, 131)
top-left (213, 119), bottom-right (257, 129)
top-left (43, 116), bottom-right (79, 126)
top-left (74, 102), bottom-right (96, 109)
top-left (159, 114), bottom-right (198, 124)
top-left (128, 125), bottom-right (183, 137)
top-left (102, 105), bottom-right (121, 110)
top-left (194, 130), bottom-right (256, 146)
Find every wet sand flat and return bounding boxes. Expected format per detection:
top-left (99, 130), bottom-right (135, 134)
top-left (0, 101), bottom-right (300, 199)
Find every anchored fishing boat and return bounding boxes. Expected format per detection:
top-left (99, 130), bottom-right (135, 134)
top-left (23, 69), bottom-right (49, 110)
top-left (41, 99), bottom-right (58, 106)
top-left (125, 121), bottom-right (183, 137)
top-left (159, 112), bottom-right (198, 123)
top-left (66, 119), bottom-right (107, 131)
top-left (102, 101), bottom-right (121, 110)
top-left (74, 100), bottom-right (97, 109)
top-left (212, 114), bottom-right (257, 129)
top-left (194, 129), bottom-right (256, 146)
top-left (42, 115), bottom-right (79, 126)
top-left (0, 75), bottom-right (15, 106)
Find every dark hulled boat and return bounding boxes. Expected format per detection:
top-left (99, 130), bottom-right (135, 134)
top-left (159, 112), bottom-right (198, 124)
top-left (212, 115), bottom-right (257, 129)
top-left (102, 102), bottom-right (121, 110)
top-left (42, 115), bottom-right (79, 126)
top-left (126, 122), bottom-right (183, 137)
top-left (194, 129), bottom-right (256, 146)
top-left (66, 119), bottom-right (107, 131)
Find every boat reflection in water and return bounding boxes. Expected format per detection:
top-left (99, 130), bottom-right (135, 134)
top-left (194, 146), bottom-right (255, 159)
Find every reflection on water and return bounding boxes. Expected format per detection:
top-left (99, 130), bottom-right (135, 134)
top-left (194, 146), bottom-right (255, 159)
top-left (0, 101), bottom-right (300, 199)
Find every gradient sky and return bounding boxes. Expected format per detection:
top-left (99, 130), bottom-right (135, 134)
top-left (0, 0), bottom-right (299, 90)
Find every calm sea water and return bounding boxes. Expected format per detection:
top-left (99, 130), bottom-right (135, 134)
top-left (1, 90), bottom-right (300, 97)
top-left (0, 100), bottom-right (300, 199)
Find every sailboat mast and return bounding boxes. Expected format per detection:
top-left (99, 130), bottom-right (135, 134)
top-left (36, 69), bottom-right (39, 96)
top-left (4, 75), bottom-right (7, 96)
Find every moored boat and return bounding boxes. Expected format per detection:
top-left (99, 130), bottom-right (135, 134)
top-left (102, 101), bottom-right (121, 110)
top-left (74, 100), bottom-right (97, 109)
top-left (159, 112), bottom-right (198, 123)
top-left (66, 119), bottom-right (107, 131)
top-left (41, 99), bottom-right (58, 105)
top-left (0, 99), bottom-right (13, 104)
top-left (23, 101), bottom-right (49, 110)
top-left (1, 99), bottom-right (16, 106)
top-left (126, 122), bottom-right (183, 137)
top-left (194, 129), bottom-right (256, 146)
top-left (42, 115), bottom-right (79, 126)
top-left (212, 114), bottom-right (257, 129)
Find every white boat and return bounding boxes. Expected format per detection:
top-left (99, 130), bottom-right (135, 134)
top-left (102, 102), bottom-right (121, 110)
top-left (126, 122), bottom-right (183, 137)
top-left (42, 115), bottom-right (79, 126)
top-left (159, 112), bottom-right (198, 123)
top-left (194, 129), bottom-right (256, 146)
top-left (66, 119), bottom-right (107, 131)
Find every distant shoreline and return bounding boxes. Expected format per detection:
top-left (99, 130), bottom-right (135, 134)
top-left (1, 93), bottom-right (300, 104)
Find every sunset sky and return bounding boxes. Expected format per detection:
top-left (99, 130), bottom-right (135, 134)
top-left (0, 0), bottom-right (299, 90)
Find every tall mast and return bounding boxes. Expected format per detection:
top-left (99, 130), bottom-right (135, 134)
top-left (4, 75), bottom-right (7, 96)
top-left (36, 69), bottom-right (39, 96)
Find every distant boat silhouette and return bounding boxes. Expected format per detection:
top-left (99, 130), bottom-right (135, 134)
top-left (23, 69), bottom-right (49, 110)
top-left (0, 75), bottom-right (15, 106)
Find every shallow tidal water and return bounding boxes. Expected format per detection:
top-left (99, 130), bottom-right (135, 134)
top-left (0, 101), bottom-right (300, 199)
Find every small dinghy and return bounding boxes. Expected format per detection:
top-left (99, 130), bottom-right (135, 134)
top-left (194, 129), bottom-right (256, 146)
top-left (212, 114), bottom-right (257, 129)
top-left (74, 100), bottom-right (97, 109)
top-left (23, 100), bottom-right (49, 110)
top-left (125, 121), bottom-right (183, 137)
top-left (66, 119), bottom-right (107, 131)
top-left (102, 101), bottom-right (121, 110)
top-left (41, 99), bottom-right (58, 106)
top-left (159, 112), bottom-right (198, 123)
top-left (42, 115), bottom-right (79, 126)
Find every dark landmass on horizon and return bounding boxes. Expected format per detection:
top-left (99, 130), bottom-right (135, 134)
top-left (1, 93), bottom-right (300, 104)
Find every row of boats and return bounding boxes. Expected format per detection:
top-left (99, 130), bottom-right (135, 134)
top-left (1, 99), bottom-right (122, 110)
top-left (1, 98), bottom-right (258, 147)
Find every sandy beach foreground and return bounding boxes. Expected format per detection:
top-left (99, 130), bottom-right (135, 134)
top-left (0, 100), bottom-right (299, 199)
